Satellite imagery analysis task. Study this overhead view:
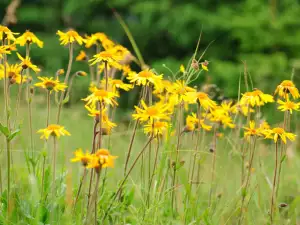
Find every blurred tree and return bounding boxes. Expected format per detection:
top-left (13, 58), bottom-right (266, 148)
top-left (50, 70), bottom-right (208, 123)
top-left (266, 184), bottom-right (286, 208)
top-left (1, 0), bottom-right (300, 101)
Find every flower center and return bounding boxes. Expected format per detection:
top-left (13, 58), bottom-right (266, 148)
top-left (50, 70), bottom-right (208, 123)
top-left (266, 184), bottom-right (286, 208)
top-left (48, 124), bottom-right (60, 131)
top-left (94, 90), bottom-right (108, 97)
top-left (273, 127), bottom-right (284, 134)
top-left (147, 107), bottom-right (158, 116)
top-left (138, 71), bottom-right (152, 78)
top-left (44, 81), bottom-right (56, 90)
top-left (197, 92), bottom-right (208, 99)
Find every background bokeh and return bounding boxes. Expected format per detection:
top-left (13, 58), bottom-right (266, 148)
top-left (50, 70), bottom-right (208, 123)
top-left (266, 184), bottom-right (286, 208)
top-left (2, 0), bottom-right (300, 100)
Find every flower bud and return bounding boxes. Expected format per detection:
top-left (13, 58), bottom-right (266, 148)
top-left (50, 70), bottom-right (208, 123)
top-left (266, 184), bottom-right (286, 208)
top-left (191, 59), bottom-right (199, 70)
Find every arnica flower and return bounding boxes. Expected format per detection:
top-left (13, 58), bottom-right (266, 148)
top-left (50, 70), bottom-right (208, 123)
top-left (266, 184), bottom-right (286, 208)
top-left (232, 102), bottom-right (254, 117)
top-left (180, 64), bottom-right (185, 73)
top-left (153, 79), bottom-right (173, 95)
top-left (132, 100), bottom-right (170, 123)
top-left (101, 37), bottom-right (115, 50)
top-left (71, 148), bottom-right (92, 167)
top-left (82, 87), bottom-right (119, 107)
top-left (16, 30), bottom-right (43, 48)
top-left (122, 65), bottom-right (133, 76)
top-left (89, 50), bottom-right (122, 67)
top-left (144, 121), bottom-right (169, 136)
top-left (243, 121), bottom-right (263, 138)
top-left (98, 63), bottom-right (122, 74)
top-left (127, 69), bottom-right (163, 87)
top-left (240, 89), bottom-right (274, 107)
top-left (208, 109), bottom-right (235, 129)
top-left (263, 127), bottom-right (296, 144)
top-left (274, 80), bottom-right (299, 99)
top-left (192, 92), bottom-right (217, 110)
top-left (0, 45), bottom-right (11, 59)
top-left (277, 99), bottom-right (300, 114)
top-left (102, 79), bottom-right (133, 92)
top-left (184, 113), bottom-right (212, 132)
top-left (170, 80), bottom-right (196, 103)
top-left (85, 32), bottom-right (108, 48)
top-left (37, 124), bottom-right (70, 140)
top-left (17, 53), bottom-right (41, 73)
top-left (0, 63), bottom-right (26, 84)
top-left (57, 30), bottom-right (85, 45)
top-left (34, 77), bottom-right (67, 92)
top-left (76, 50), bottom-right (87, 61)
top-left (0, 25), bottom-right (18, 41)
top-left (87, 149), bottom-right (117, 171)
top-left (110, 45), bottom-right (130, 58)
top-left (85, 105), bottom-right (117, 131)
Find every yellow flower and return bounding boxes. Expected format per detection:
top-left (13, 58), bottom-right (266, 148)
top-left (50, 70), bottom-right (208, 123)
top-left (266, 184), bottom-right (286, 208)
top-left (0, 25), bottom-right (18, 41)
top-left (85, 105), bottom-right (117, 132)
top-left (56, 30), bottom-right (85, 45)
top-left (243, 121), bottom-right (262, 138)
top-left (89, 50), bottom-right (122, 67)
top-left (0, 46), bottom-right (11, 59)
top-left (240, 89), bottom-right (274, 107)
top-left (0, 63), bottom-right (26, 84)
top-left (101, 38), bottom-right (115, 50)
top-left (275, 80), bottom-right (299, 99)
top-left (180, 64), bottom-right (185, 73)
top-left (82, 87), bottom-right (119, 107)
top-left (16, 30), bottom-right (43, 48)
top-left (98, 62), bottom-right (122, 74)
top-left (184, 113), bottom-right (212, 132)
top-left (37, 124), bottom-right (70, 139)
top-left (231, 102), bottom-right (254, 117)
top-left (16, 52), bottom-right (41, 73)
top-left (144, 121), bottom-right (169, 136)
top-left (122, 65), bottom-right (133, 76)
top-left (102, 78), bottom-right (133, 92)
top-left (170, 80), bottom-right (196, 103)
top-left (277, 99), bottom-right (300, 114)
top-left (87, 149), bottom-right (117, 170)
top-left (208, 108), bottom-right (235, 129)
top-left (201, 60), bottom-right (209, 71)
top-left (76, 50), bottom-right (87, 61)
top-left (111, 45), bottom-right (130, 58)
top-left (127, 69), bottom-right (163, 87)
top-left (34, 77), bottom-right (67, 92)
top-left (263, 127), bottom-right (296, 144)
top-left (193, 92), bottom-right (217, 110)
top-left (132, 100), bottom-right (170, 123)
top-left (71, 148), bottom-right (92, 167)
top-left (85, 32), bottom-right (108, 48)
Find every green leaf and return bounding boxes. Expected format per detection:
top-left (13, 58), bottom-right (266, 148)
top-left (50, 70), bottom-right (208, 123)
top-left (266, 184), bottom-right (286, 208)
top-left (8, 129), bottom-right (20, 142)
top-left (281, 155), bottom-right (286, 163)
top-left (0, 123), bottom-right (10, 137)
top-left (62, 95), bottom-right (69, 104)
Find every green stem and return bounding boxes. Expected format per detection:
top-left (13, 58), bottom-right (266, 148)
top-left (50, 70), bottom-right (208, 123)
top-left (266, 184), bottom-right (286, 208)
top-left (270, 141), bottom-right (279, 225)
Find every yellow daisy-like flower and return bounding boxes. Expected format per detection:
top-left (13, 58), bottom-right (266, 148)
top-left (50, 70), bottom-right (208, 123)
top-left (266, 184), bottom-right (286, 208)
top-left (101, 37), bottom-right (115, 50)
top-left (193, 92), bottom-right (217, 110)
top-left (87, 149), bottom-right (117, 170)
top-left (102, 79), bottom-right (133, 92)
top-left (144, 121), bottom-right (169, 136)
top-left (56, 30), bottom-right (85, 45)
top-left (0, 63), bottom-right (26, 84)
top-left (168, 80), bottom-right (196, 103)
top-left (70, 148), bottom-right (93, 167)
top-left (110, 45), bottom-right (130, 58)
top-left (0, 25), bottom-right (18, 41)
top-left (37, 124), bottom-right (70, 140)
top-left (85, 105), bottom-right (117, 131)
top-left (16, 30), bottom-right (43, 48)
top-left (231, 102), bottom-right (254, 117)
top-left (85, 32), bottom-right (108, 48)
top-left (132, 100), bottom-right (170, 123)
top-left (82, 87), bottom-right (119, 107)
top-left (122, 65), bottom-right (133, 76)
top-left (0, 45), bottom-right (11, 59)
top-left (274, 80), bottom-right (300, 99)
top-left (208, 109), bottom-right (235, 129)
top-left (34, 77), bottom-right (67, 92)
top-left (127, 69), bottom-right (163, 87)
top-left (277, 99), bottom-right (300, 114)
top-left (184, 113), bottom-right (212, 132)
top-left (240, 89), bottom-right (274, 107)
top-left (76, 50), bottom-right (87, 61)
top-left (243, 121), bottom-right (263, 138)
top-left (89, 50), bottom-right (122, 67)
top-left (16, 52), bottom-right (41, 73)
top-left (98, 63), bottom-right (122, 74)
top-left (263, 127), bottom-right (296, 144)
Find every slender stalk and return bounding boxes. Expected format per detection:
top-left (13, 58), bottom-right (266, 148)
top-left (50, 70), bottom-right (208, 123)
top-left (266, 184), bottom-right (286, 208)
top-left (172, 102), bottom-right (183, 212)
top-left (104, 61), bottom-right (108, 90)
top-left (46, 91), bottom-right (51, 126)
top-left (28, 82), bottom-right (34, 157)
top-left (102, 138), bottom-right (153, 222)
top-left (270, 141), bottom-right (279, 225)
top-left (52, 137), bottom-right (58, 192)
top-left (13, 68), bottom-right (25, 127)
top-left (208, 125), bottom-right (217, 207)
top-left (56, 43), bottom-right (73, 124)
top-left (6, 139), bottom-right (11, 217)
top-left (96, 44), bottom-right (101, 86)
top-left (41, 154), bottom-right (46, 199)
top-left (73, 168), bottom-right (87, 210)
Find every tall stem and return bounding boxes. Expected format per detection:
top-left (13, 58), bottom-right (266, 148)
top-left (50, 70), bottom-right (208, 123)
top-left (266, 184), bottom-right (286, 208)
top-left (47, 91), bottom-right (51, 126)
top-left (57, 43), bottom-right (73, 124)
top-left (270, 141), bottom-right (279, 225)
top-left (14, 69), bottom-right (25, 128)
top-left (208, 125), bottom-right (217, 207)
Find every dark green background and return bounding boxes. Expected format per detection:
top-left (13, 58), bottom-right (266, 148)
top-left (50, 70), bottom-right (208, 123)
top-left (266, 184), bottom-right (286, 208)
top-left (2, 0), bottom-right (300, 100)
